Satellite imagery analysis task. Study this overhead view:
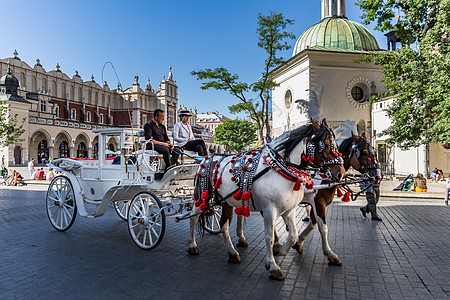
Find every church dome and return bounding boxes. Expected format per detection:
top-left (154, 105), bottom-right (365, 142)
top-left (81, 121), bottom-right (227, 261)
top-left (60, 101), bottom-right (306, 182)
top-left (292, 17), bottom-right (380, 56)
top-left (0, 63), bottom-right (19, 93)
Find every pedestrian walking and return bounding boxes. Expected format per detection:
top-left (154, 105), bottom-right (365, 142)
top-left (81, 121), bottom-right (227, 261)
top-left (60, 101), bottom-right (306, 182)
top-left (360, 181), bottom-right (382, 221)
top-left (28, 158), bottom-right (36, 179)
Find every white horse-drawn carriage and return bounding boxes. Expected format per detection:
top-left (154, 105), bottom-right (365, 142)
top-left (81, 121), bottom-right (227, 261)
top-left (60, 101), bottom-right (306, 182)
top-left (46, 128), bottom-right (220, 249)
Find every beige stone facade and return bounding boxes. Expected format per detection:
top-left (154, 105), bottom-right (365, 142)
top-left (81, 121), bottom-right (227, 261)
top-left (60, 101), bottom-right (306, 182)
top-left (0, 51), bottom-right (178, 166)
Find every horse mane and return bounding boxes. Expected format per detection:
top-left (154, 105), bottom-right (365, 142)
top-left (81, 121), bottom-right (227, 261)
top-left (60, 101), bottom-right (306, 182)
top-left (272, 124), bottom-right (315, 159)
top-left (334, 120), bottom-right (358, 147)
top-left (338, 136), bottom-right (369, 154)
top-left (338, 137), bottom-right (354, 154)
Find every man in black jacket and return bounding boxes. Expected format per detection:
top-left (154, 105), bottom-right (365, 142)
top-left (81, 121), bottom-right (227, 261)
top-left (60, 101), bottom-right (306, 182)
top-left (144, 109), bottom-right (179, 170)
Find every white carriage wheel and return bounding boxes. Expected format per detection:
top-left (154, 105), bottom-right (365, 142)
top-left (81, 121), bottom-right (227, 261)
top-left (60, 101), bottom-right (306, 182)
top-left (46, 176), bottom-right (77, 231)
top-left (127, 192), bottom-right (165, 250)
top-left (114, 200), bottom-right (130, 221)
top-left (202, 205), bottom-right (222, 235)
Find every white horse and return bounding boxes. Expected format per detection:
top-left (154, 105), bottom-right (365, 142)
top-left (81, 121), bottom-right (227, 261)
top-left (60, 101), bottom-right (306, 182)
top-left (187, 119), bottom-right (345, 280)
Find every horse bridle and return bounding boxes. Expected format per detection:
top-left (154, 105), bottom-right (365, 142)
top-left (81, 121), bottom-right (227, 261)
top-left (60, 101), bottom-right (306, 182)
top-left (350, 137), bottom-right (380, 172)
top-left (305, 126), bottom-right (344, 169)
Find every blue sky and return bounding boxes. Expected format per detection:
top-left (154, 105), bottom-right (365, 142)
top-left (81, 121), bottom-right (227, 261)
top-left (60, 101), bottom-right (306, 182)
top-left (3, 0), bottom-right (386, 117)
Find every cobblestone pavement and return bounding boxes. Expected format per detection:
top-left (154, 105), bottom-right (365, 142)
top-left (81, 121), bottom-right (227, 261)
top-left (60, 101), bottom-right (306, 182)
top-left (0, 188), bottom-right (449, 299)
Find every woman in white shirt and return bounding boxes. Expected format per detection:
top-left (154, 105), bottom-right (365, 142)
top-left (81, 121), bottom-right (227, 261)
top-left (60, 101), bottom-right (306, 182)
top-left (173, 111), bottom-right (207, 156)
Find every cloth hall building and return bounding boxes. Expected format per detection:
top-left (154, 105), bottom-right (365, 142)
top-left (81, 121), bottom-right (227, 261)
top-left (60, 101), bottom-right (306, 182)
top-left (0, 51), bottom-right (178, 166)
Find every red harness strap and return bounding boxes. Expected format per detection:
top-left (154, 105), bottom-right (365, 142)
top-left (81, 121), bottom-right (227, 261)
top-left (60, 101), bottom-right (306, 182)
top-left (262, 150), bottom-right (313, 190)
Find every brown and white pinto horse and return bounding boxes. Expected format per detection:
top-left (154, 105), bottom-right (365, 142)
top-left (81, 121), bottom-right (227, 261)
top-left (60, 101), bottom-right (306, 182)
top-left (291, 131), bottom-right (381, 265)
top-left (187, 119), bottom-right (345, 280)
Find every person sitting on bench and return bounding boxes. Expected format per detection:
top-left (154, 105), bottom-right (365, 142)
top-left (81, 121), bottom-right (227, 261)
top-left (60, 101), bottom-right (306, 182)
top-left (144, 109), bottom-right (179, 170)
top-left (173, 110), bottom-right (207, 156)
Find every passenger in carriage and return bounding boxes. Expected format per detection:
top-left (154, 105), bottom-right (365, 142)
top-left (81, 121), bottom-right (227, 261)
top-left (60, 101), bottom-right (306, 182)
top-left (173, 110), bottom-right (207, 156)
top-left (144, 109), bottom-right (179, 170)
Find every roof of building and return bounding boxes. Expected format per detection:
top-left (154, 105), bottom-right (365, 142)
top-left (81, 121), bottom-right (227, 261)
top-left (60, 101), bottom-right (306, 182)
top-left (292, 17), bottom-right (380, 56)
top-left (0, 62), bottom-right (19, 88)
top-left (197, 112), bottom-right (230, 123)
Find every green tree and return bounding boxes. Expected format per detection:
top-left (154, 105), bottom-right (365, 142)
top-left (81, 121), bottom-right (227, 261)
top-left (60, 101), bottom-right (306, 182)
top-left (215, 119), bottom-right (257, 153)
top-left (0, 102), bottom-right (25, 147)
top-left (355, 0), bottom-right (450, 149)
top-left (191, 12), bottom-right (295, 138)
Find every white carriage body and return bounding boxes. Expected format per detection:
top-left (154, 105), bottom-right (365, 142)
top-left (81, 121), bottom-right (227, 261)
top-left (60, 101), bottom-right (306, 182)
top-left (48, 128), bottom-right (199, 218)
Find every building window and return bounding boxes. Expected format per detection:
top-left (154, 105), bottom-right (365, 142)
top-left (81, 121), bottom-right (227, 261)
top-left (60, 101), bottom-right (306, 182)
top-left (284, 90), bottom-right (292, 109)
top-left (93, 143), bottom-right (99, 158)
top-left (168, 110), bottom-right (174, 128)
top-left (55, 106), bottom-right (59, 118)
top-left (143, 115), bottom-right (147, 125)
top-left (59, 141), bottom-right (69, 158)
top-left (77, 142), bottom-right (87, 158)
top-left (110, 116), bottom-right (113, 125)
top-left (40, 100), bottom-right (47, 112)
top-left (87, 111), bottom-right (91, 122)
top-left (71, 109), bottom-right (76, 120)
top-left (351, 86), bottom-right (364, 102)
top-left (100, 113), bottom-right (104, 124)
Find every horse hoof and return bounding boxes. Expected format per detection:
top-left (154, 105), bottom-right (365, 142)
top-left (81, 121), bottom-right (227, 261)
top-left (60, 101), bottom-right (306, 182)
top-left (228, 253), bottom-right (241, 264)
top-left (269, 270), bottom-right (285, 281)
top-left (236, 239), bottom-right (248, 248)
top-left (328, 257), bottom-right (342, 266)
top-left (292, 243), bottom-right (303, 254)
top-left (187, 247), bottom-right (199, 255)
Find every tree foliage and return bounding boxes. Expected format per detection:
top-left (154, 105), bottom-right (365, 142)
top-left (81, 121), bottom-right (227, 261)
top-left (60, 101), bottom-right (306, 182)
top-left (0, 102), bottom-right (25, 147)
top-left (191, 12), bottom-right (295, 138)
top-left (215, 119), bottom-right (257, 152)
top-left (356, 0), bottom-right (450, 149)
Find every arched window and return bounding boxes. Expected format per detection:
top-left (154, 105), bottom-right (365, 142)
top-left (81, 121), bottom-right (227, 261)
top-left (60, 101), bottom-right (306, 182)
top-left (78, 87), bottom-right (83, 101)
top-left (70, 85), bottom-right (74, 100)
top-left (42, 78), bottom-right (47, 91)
top-left (93, 143), bottom-right (99, 158)
top-left (52, 81), bottom-right (57, 97)
top-left (21, 73), bottom-right (26, 89)
top-left (59, 141), bottom-right (69, 158)
top-left (38, 140), bottom-right (48, 163)
top-left (32, 76), bottom-right (37, 92)
top-left (108, 144), bottom-right (115, 152)
top-left (77, 142), bottom-right (87, 158)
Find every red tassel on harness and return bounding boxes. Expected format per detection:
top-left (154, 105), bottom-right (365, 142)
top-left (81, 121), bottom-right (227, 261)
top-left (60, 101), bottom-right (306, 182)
top-left (233, 190), bottom-right (242, 200)
top-left (243, 206), bottom-right (250, 217)
top-left (214, 177), bottom-right (222, 189)
top-left (337, 187), bottom-right (343, 198)
top-left (342, 192), bottom-right (350, 202)
top-left (242, 191), bottom-right (251, 201)
top-left (293, 179), bottom-right (302, 191)
top-left (234, 205), bottom-right (244, 215)
top-left (199, 202), bottom-right (207, 210)
top-left (194, 199), bottom-right (201, 207)
top-left (201, 191), bottom-right (209, 200)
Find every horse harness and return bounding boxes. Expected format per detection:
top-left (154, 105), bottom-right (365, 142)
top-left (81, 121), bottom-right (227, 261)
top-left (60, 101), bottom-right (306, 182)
top-left (350, 137), bottom-right (380, 172)
top-left (194, 146), bottom-right (315, 217)
top-left (303, 127), bottom-right (344, 169)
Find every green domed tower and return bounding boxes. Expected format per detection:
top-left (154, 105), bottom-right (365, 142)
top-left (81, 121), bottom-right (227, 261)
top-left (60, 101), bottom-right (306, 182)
top-left (292, 0), bottom-right (379, 56)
